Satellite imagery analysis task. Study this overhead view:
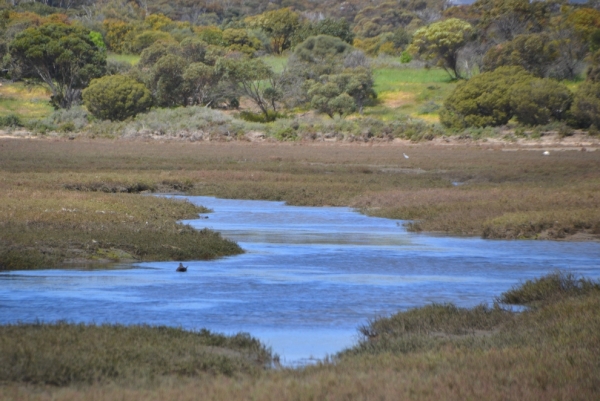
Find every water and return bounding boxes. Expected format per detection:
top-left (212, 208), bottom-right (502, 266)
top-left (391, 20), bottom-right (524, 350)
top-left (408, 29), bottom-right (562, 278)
top-left (1, 196), bottom-right (599, 366)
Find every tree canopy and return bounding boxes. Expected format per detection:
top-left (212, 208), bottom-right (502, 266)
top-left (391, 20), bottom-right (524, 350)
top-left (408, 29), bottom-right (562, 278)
top-left (10, 22), bottom-right (106, 109)
top-left (408, 18), bottom-right (474, 80)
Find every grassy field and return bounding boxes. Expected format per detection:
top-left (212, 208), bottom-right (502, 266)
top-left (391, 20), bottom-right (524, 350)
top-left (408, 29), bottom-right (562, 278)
top-left (368, 68), bottom-right (457, 123)
top-left (0, 82), bottom-right (53, 122)
top-left (2, 272), bottom-right (599, 400)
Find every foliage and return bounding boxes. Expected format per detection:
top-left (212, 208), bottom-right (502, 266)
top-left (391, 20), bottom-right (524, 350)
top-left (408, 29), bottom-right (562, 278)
top-left (149, 54), bottom-right (186, 107)
top-left (288, 34), bottom-right (353, 80)
top-left (292, 17), bottom-right (354, 47)
top-left (440, 66), bottom-right (533, 129)
top-left (499, 271), bottom-right (600, 306)
top-left (408, 18), bottom-right (474, 80)
top-left (216, 57), bottom-right (278, 119)
top-left (245, 8), bottom-right (300, 55)
top-left (509, 78), bottom-right (572, 126)
top-left (568, 81), bottom-right (600, 129)
top-left (483, 33), bottom-right (556, 77)
top-left (222, 28), bottom-right (262, 55)
top-left (182, 62), bottom-right (220, 106)
top-left (0, 113), bottom-right (22, 127)
top-left (10, 22), bottom-right (106, 109)
top-left (82, 74), bottom-right (153, 121)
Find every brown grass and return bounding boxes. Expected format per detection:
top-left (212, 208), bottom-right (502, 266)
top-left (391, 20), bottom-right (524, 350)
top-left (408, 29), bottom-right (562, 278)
top-left (1, 139), bottom-right (599, 251)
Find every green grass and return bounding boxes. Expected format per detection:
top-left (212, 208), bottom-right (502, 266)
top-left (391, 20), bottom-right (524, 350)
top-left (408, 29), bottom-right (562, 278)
top-left (0, 82), bottom-right (52, 122)
top-left (368, 67), bottom-right (457, 122)
top-left (107, 53), bottom-right (140, 65)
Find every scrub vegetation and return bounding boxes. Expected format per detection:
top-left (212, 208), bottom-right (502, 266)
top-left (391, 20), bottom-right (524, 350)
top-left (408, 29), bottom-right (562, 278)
top-left (1, 138), bottom-right (598, 272)
top-left (1, 272), bottom-right (599, 400)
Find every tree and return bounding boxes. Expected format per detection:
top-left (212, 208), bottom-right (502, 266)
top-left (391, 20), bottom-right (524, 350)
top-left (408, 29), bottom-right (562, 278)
top-left (182, 62), bottom-right (220, 107)
top-left (150, 54), bottom-right (186, 107)
top-left (10, 22), bottom-right (106, 109)
top-left (440, 66), bottom-right (533, 129)
top-left (308, 81), bottom-right (356, 119)
top-left (307, 68), bottom-right (376, 118)
top-left (216, 58), bottom-right (278, 120)
top-left (246, 8), bottom-right (300, 54)
top-left (292, 18), bottom-right (354, 47)
top-left (408, 18), bottom-right (474, 80)
top-left (83, 74), bottom-right (152, 121)
top-left (288, 34), bottom-right (353, 80)
top-left (483, 33), bottom-right (556, 77)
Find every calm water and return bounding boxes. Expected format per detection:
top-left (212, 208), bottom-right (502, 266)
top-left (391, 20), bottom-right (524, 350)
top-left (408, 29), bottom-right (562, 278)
top-left (1, 196), bottom-right (599, 366)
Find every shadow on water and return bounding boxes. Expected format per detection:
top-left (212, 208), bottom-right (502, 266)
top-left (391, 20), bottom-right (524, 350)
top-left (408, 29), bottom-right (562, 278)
top-left (1, 196), bottom-right (599, 366)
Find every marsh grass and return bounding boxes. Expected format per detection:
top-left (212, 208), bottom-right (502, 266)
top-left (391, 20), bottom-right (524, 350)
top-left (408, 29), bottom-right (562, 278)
top-left (0, 187), bottom-right (241, 270)
top-left (1, 139), bottom-right (599, 253)
top-left (2, 273), bottom-right (599, 400)
top-left (499, 271), bottom-right (600, 306)
top-left (0, 323), bottom-right (272, 385)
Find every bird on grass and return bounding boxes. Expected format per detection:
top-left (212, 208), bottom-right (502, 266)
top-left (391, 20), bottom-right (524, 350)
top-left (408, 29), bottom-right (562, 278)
top-left (403, 153), bottom-right (409, 159)
top-left (176, 263), bottom-right (188, 272)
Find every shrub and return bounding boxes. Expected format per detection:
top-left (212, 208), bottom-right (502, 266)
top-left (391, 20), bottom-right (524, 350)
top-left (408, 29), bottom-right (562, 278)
top-left (509, 78), bottom-right (573, 125)
top-left (440, 66), bottom-right (533, 129)
top-left (0, 114), bottom-right (22, 127)
top-left (499, 271), bottom-right (600, 306)
top-left (83, 75), bottom-right (153, 121)
top-left (568, 82), bottom-right (600, 128)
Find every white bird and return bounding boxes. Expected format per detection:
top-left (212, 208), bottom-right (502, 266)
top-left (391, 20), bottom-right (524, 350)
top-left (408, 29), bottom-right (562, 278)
top-left (403, 153), bottom-right (409, 159)
top-left (543, 151), bottom-right (550, 156)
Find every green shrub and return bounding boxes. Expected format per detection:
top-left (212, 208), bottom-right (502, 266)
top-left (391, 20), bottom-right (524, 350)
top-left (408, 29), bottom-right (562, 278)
top-left (399, 50), bottom-right (412, 64)
top-left (0, 114), bottom-right (22, 127)
top-left (509, 78), bottom-right (573, 125)
top-left (83, 75), bottom-right (153, 121)
top-left (440, 66), bottom-right (534, 129)
top-left (568, 82), bottom-right (600, 128)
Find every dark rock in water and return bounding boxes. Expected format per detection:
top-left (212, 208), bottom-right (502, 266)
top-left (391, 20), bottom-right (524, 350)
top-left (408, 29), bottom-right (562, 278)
top-left (176, 263), bottom-right (187, 272)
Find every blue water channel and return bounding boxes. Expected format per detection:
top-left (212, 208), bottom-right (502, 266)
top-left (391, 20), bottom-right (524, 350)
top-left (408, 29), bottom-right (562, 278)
top-left (1, 196), bottom-right (599, 366)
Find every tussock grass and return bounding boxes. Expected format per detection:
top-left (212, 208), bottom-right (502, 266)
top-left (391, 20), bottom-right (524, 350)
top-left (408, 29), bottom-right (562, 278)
top-left (0, 323), bottom-right (272, 385)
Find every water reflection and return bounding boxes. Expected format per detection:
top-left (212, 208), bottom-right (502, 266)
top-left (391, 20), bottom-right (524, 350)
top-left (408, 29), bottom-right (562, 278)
top-left (1, 196), bottom-right (599, 365)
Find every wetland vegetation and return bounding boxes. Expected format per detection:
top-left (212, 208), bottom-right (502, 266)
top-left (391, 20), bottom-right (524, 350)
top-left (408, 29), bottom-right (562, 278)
top-left (1, 0), bottom-right (600, 399)
top-left (1, 272), bottom-right (599, 400)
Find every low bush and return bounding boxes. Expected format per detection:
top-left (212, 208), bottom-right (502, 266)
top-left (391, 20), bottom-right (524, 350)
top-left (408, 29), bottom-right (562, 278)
top-left (440, 66), bottom-right (534, 129)
top-left (83, 75), bottom-right (153, 121)
top-left (0, 323), bottom-right (273, 385)
top-left (498, 271), bottom-right (600, 306)
top-left (568, 82), bottom-right (600, 128)
top-left (509, 78), bottom-right (573, 125)
top-left (0, 114), bottom-right (22, 127)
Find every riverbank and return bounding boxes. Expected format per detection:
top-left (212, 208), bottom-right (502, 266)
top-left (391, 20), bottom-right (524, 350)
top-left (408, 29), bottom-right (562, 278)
top-left (1, 272), bottom-right (598, 400)
top-left (1, 136), bottom-right (598, 268)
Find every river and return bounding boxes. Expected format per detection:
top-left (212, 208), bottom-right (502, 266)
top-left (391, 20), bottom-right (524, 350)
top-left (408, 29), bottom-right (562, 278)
top-left (1, 196), bottom-right (599, 366)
